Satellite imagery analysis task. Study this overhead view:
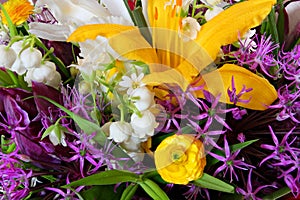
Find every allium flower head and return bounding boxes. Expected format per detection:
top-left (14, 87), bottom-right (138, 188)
top-left (0, 0), bottom-right (34, 25)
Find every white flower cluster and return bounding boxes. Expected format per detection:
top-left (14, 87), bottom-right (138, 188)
top-left (103, 72), bottom-right (159, 162)
top-left (0, 41), bottom-right (61, 88)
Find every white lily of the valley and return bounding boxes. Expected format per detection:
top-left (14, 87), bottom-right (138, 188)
top-left (130, 110), bottom-right (158, 141)
top-left (20, 48), bottom-right (43, 69)
top-left (49, 128), bottom-right (67, 147)
top-left (25, 61), bottom-right (61, 88)
top-left (119, 73), bottom-right (145, 95)
top-left (108, 121), bottom-right (132, 143)
top-left (0, 45), bottom-right (17, 68)
top-left (131, 86), bottom-right (155, 111)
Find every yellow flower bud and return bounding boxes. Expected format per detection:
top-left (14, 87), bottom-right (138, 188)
top-left (154, 134), bottom-right (206, 185)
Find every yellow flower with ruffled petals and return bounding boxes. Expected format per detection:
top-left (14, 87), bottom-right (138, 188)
top-left (154, 134), bottom-right (206, 185)
top-left (1, 0), bottom-right (34, 25)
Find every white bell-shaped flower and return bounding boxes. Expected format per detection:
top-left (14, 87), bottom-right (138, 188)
top-left (45, 71), bottom-right (62, 88)
top-left (127, 150), bottom-right (145, 163)
top-left (20, 48), bottom-right (43, 69)
top-left (0, 45), bottom-right (17, 68)
top-left (49, 128), bottom-right (67, 147)
top-left (11, 58), bottom-right (26, 75)
top-left (11, 40), bottom-right (24, 53)
top-left (108, 121), bottom-right (132, 143)
top-left (181, 17), bottom-right (201, 41)
top-left (130, 110), bottom-right (158, 141)
top-left (131, 86), bottom-right (154, 111)
top-left (25, 61), bottom-right (61, 88)
top-left (121, 136), bottom-right (142, 152)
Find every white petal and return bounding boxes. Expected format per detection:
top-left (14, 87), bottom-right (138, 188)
top-left (101, 0), bottom-right (133, 24)
top-left (29, 23), bottom-right (70, 41)
top-left (37, 0), bottom-right (109, 25)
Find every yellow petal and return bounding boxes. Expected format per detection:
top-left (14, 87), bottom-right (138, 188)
top-left (196, 0), bottom-right (276, 60)
top-left (142, 65), bottom-right (190, 91)
top-left (67, 24), bottom-right (159, 64)
top-left (194, 64), bottom-right (278, 111)
top-left (67, 24), bottom-right (136, 42)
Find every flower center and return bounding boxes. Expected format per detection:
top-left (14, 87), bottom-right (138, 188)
top-left (171, 150), bottom-right (186, 163)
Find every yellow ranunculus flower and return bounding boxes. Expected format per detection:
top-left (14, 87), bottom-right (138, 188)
top-left (0, 0), bottom-right (34, 25)
top-left (154, 134), bottom-right (206, 185)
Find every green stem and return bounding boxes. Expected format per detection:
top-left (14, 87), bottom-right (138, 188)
top-left (34, 37), bottom-right (70, 78)
top-left (0, 3), bottom-right (17, 37)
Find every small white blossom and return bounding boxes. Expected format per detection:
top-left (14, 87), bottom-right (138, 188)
top-left (11, 58), bottom-right (26, 75)
top-left (0, 45), bottom-right (17, 68)
top-left (49, 128), bottom-right (67, 147)
top-left (205, 6), bottom-right (224, 21)
top-left (20, 48), bottom-right (43, 69)
top-left (127, 150), bottom-right (145, 163)
top-left (121, 136), bottom-right (142, 152)
top-left (181, 17), bottom-right (201, 41)
top-left (131, 86), bottom-right (154, 111)
top-left (119, 73), bottom-right (145, 94)
top-left (25, 61), bottom-right (61, 88)
top-left (108, 121), bottom-right (132, 143)
top-left (0, 30), bottom-right (9, 43)
top-left (130, 110), bottom-right (158, 141)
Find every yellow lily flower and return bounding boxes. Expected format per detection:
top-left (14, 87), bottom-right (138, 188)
top-left (68, 0), bottom-right (277, 111)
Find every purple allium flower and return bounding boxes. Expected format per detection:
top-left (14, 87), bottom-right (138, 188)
top-left (208, 135), bottom-right (254, 182)
top-left (234, 35), bottom-right (279, 78)
top-left (260, 126), bottom-right (297, 165)
top-left (192, 90), bottom-right (233, 132)
top-left (236, 169), bottom-right (277, 200)
top-left (183, 184), bottom-right (210, 200)
top-left (260, 126), bottom-right (300, 197)
top-left (45, 176), bottom-right (84, 200)
top-left (227, 76), bottom-right (253, 105)
top-left (269, 85), bottom-right (300, 123)
top-left (279, 45), bottom-right (300, 89)
top-left (64, 133), bottom-right (106, 177)
top-left (0, 150), bottom-right (32, 200)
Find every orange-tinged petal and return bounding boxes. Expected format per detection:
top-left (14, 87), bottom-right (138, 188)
top-left (196, 0), bottom-right (276, 60)
top-left (67, 24), bottom-right (158, 64)
top-left (194, 64), bottom-right (278, 111)
top-left (1, 0), bottom-right (34, 25)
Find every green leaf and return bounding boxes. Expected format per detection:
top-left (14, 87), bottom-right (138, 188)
top-left (63, 170), bottom-right (140, 188)
top-left (81, 185), bottom-right (125, 200)
top-left (267, 7), bottom-right (279, 54)
top-left (41, 125), bottom-right (56, 140)
top-left (231, 139), bottom-right (259, 152)
top-left (263, 187), bottom-right (291, 200)
top-left (276, 0), bottom-right (285, 44)
top-left (139, 178), bottom-right (169, 200)
top-left (121, 184), bottom-right (139, 200)
top-left (193, 173), bottom-right (235, 193)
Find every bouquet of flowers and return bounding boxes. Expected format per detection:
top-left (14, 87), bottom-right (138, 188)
top-left (0, 0), bottom-right (299, 199)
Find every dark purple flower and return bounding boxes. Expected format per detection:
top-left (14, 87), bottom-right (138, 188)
top-left (236, 169), bottom-right (277, 200)
top-left (208, 135), bottom-right (254, 182)
top-left (231, 108), bottom-right (247, 120)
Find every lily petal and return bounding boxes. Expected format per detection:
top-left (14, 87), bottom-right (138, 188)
top-left (68, 24), bottom-right (158, 65)
top-left (101, 0), bottom-right (133, 24)
top-left (195, 64), bottom-right (278, 110)
top-left (196, 0), bottom-right (276, 60)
